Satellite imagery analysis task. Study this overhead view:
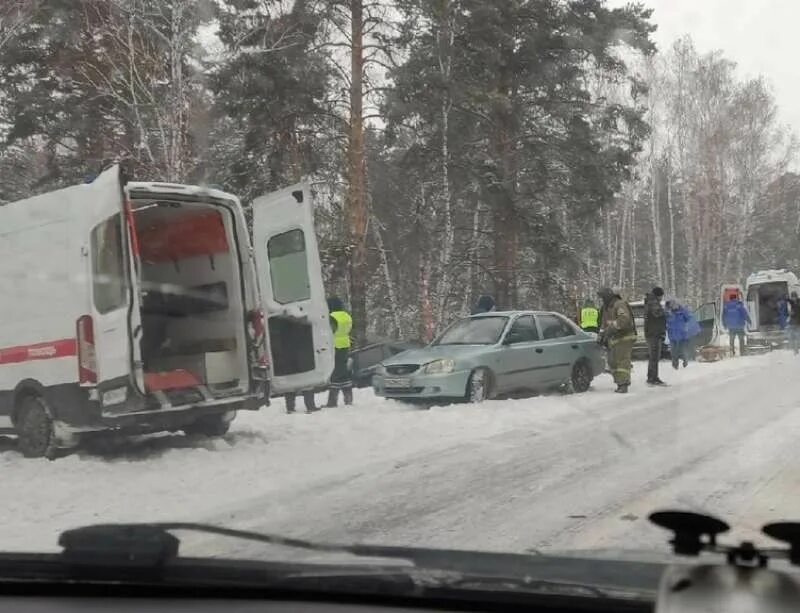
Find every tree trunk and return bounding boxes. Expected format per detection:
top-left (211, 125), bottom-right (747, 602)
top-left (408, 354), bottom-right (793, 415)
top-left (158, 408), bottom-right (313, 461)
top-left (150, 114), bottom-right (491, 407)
top-left (433, 1), bottom-right (454, 329)
top-left (666, 150), bottom-right (676, 292)
top-left (462, 198), bottom-right (482, 314)
top-left (371, 215), bottom-right (403, 338)
top-left (650, 160), bottom-right (663, 284)
top-left (492, 202), bottom-right (517, 309)
top-left (346, 0), bottom-right (368, 346)
top-left (630, 204), bottom-right (637, 293)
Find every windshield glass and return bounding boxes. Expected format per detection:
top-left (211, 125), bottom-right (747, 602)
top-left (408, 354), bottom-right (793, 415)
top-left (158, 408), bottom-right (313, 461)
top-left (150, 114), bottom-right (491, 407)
top-left (3, 0), bottom-right (800, 587)
top-left (434, 317), bottom-right (508, 345)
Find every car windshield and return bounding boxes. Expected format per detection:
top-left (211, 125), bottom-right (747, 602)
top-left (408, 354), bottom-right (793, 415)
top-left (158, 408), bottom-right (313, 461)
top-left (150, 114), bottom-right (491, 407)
top-left (3, 0), bottom-right (800, 594)
top-left (433, 317), bottom-right (508, 346)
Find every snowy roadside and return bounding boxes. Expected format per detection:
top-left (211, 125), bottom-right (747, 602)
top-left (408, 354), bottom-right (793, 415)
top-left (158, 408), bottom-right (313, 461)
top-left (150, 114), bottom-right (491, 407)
top-left (0, 352), bottom-right (774, 552)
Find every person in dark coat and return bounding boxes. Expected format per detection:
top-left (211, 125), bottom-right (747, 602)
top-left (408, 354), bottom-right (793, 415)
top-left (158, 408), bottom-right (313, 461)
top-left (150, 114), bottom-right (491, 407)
top-left (778, 295), bottom-right (790, 330)
top-left (643, 286), bottom-right (667, 385)
top-left (472, 295), bottom-right (496, 315)
top-left (326, 296), bottom-right (354, 407)
top-left (788, 292), bottom-right (800, 355)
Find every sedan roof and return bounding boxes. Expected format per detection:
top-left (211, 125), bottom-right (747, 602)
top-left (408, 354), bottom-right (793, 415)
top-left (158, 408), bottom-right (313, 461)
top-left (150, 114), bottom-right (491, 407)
top-left (470, 310), bottom-right (559, 317)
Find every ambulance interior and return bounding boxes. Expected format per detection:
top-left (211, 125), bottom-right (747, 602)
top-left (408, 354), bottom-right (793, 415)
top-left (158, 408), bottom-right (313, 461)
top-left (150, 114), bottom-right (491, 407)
top-left (747, 281), bottom-right (788, 328)
top-left (130, 200), bottom-right (249, 395)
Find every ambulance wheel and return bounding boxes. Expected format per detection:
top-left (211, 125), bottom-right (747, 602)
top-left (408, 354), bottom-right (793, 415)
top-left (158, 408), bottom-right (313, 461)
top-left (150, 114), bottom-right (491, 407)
top-left (183, 413), bottom-right (232, 438)
top-left (16, 396), bottom-right (58, 459)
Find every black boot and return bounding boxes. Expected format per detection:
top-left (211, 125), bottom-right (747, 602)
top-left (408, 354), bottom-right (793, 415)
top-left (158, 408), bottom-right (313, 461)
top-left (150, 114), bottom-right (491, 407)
top-left (615, 384), bottom-right (629, 394)
top-left (326, 389), bottom-right (339, 408)
top-left (343, 387), bottom-right (353, 406)
top-left (285, 393), bottom-right (296, 414)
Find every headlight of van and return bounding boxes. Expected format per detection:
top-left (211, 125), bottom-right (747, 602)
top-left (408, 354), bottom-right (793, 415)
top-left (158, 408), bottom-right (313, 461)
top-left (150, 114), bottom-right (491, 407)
top-left (422, 358), bottom-right (455, 375)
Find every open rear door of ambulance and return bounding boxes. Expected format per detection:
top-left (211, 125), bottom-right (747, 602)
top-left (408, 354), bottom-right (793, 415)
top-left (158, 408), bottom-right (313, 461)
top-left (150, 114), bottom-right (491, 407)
top-left (83, 164), bottom-right (145, 403)
top-left (251, 182), bottom-right (334, 395)
top-left (693, 302), bottom-right (717, 347)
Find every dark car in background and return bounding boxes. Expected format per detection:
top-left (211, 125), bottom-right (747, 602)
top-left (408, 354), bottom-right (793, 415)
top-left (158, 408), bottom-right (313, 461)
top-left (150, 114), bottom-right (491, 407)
top-left (350, 340), bottom-right (423, 388)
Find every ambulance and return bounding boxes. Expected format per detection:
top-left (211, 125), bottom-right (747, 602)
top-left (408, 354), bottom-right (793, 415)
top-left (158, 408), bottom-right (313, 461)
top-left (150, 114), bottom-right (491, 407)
top-left (744, 269), bottom-right (800, 348)
top-left (0, 164), bottom-right (333, 457)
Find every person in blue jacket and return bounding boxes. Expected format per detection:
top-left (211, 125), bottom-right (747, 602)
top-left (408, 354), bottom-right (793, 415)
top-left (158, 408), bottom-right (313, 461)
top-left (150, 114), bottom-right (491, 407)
top-left (665, 298), bottom-right (693, 369)
top-left (685, 309), bottom-right (702, 361)
top-left (722, 295), bottom-right (751, 356)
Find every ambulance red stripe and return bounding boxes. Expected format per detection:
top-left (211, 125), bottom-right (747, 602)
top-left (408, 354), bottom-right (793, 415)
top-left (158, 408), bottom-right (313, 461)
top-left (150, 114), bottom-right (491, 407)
top-left (0, 339), bottom-right (78, 365)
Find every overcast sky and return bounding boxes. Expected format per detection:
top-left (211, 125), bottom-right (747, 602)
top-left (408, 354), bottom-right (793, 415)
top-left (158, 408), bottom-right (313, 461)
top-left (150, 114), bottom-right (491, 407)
top-left (608, 0), bottom-right (800, 133)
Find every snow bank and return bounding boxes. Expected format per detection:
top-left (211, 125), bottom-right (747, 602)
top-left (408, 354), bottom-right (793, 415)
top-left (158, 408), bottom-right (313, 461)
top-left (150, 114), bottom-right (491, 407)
top-left (0, 353), bottom-right (770, 553)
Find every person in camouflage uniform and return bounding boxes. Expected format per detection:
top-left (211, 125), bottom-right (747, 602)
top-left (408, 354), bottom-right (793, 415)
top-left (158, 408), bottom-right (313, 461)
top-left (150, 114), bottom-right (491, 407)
top-left (597, 287), bottom-right (637, 394)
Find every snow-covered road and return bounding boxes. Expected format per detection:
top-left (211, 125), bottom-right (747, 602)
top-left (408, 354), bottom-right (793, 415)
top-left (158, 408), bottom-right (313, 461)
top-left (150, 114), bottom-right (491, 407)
top-left (2, 351), bottom-right (799, 560)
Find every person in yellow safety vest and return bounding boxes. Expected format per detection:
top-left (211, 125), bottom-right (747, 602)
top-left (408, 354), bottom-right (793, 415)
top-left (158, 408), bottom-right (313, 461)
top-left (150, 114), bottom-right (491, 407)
top-left (326, 296), bottom-right (354, 407)
top-left (597, 287), bottom-right (637, 394)
top-left (579, 299), bottom-right (600, 333)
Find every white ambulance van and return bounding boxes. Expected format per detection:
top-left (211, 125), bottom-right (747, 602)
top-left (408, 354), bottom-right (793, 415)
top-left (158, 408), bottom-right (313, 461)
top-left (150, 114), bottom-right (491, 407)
top-left (0, 164), bottom-right (333, 457)
top-left (745, 269), bottom-right (800, 347)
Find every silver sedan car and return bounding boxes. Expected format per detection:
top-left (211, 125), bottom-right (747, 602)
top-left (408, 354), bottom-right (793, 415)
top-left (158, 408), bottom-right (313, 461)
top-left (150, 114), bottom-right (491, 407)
top-left (373, 311), bottom-right (605, 402)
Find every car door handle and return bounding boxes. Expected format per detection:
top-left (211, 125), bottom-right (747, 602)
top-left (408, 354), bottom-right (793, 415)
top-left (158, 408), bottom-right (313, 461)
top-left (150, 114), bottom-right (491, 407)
top-left (571, 344), bottom-right (579, 349)
top-left (535, 348), bottom-right (544, 354)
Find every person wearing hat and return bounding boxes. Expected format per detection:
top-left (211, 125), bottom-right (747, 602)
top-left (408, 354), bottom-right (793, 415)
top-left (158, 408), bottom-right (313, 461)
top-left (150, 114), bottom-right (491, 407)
top-left (471, 294), bottom-right (496, 315)
top-left (597, 287), bottom-right (637, 393)
top-left (644, 286), bottom-right (667, 386)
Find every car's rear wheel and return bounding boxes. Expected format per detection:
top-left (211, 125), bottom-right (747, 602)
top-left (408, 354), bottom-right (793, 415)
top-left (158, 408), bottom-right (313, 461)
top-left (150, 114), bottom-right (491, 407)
top-left (570, 360), bottom-right (592, 393)
top-left (16, 395), bottom-right (58, 459)
top-left (466, 368), bottom-right (491, 403)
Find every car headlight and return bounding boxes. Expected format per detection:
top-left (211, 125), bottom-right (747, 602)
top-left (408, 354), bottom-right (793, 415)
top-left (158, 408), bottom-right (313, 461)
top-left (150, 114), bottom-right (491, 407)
top-left (422, 358), bottom-right (455, 374)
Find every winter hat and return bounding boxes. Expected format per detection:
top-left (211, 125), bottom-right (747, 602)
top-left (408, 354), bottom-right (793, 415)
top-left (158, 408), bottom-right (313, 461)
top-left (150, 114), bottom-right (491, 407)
top-left (597, 287), bottom-right (616, 304)
top-left (665, 295), bottom-right (679, 309)
top-left (476, 295), bottom-right (496, 311)
top-left (327, 296), bottom-right (345, 312)
top-left (652, 286), bottom-right (664, 298)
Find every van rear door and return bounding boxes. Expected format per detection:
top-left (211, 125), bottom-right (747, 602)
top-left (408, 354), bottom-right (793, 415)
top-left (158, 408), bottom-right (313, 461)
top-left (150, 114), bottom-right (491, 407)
top-left (693, 302), bottom-right (717, 347)
top-left (85, 166), bottom-right (144, 397)
top-left (251, 182), bottom-right (334, 395)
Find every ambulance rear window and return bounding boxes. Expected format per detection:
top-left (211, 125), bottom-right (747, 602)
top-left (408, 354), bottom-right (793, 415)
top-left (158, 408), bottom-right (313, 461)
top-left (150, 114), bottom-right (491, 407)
top-left (91, 215), bottom-right (126, 313)
top-left (267, 228), bottom-right (310, 304)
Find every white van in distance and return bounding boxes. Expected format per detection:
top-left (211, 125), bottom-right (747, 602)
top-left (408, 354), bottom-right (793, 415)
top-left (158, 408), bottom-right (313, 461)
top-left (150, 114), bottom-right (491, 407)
top-left (745, 269), bottom-right (800, 347)
top-left (0, 164), bottom-right (333, 457)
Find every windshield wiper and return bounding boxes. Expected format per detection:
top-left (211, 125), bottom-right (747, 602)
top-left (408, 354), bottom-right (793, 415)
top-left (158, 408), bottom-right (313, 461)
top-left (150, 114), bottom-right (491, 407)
top-left (57, 522), bottom-right (416, 568)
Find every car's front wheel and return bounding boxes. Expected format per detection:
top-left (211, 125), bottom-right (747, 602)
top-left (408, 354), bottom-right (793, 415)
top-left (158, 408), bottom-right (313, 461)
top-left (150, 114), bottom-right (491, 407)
top-left (570, 360), bottom-right (593, 393)
top-left (466, 368), bottom-right (491, 403)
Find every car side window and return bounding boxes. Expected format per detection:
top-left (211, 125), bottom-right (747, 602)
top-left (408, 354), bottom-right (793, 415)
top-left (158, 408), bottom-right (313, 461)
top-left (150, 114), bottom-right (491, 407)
top-left (507, 315), bottom-right (539, 343)
top-left (538, 314), bottom-right (574, 340)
